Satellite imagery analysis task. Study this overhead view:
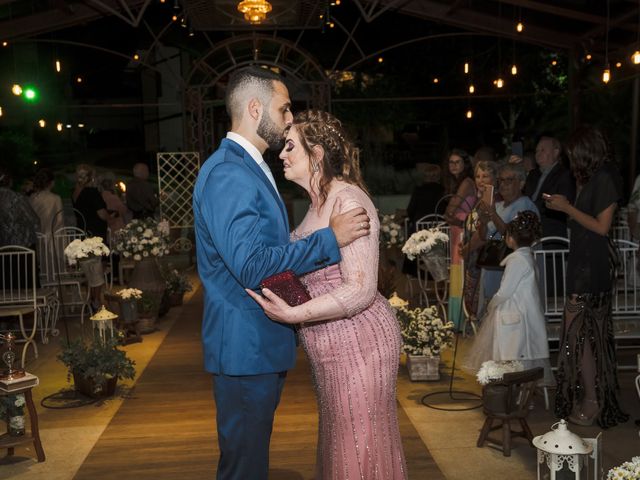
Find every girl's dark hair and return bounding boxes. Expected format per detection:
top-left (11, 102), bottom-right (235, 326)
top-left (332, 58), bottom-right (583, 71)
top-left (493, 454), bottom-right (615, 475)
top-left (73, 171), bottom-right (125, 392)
top-left (292, 110), bottom-right (368, 209)
top-left (506, 210), bottom-right (541, 247)
top-left (32, 168), bottom-right (55, 192)
top-left (566, 125), bottom-right (613, 185)
top-left (442, 148), bottom-right (473, 195)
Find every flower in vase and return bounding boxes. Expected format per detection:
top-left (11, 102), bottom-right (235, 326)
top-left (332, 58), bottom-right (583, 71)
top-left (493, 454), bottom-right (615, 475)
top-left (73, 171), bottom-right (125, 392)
top-left (64, 237), bottom-right (110, 266)
top-left (113, 218), bottom-right (171, 260)
top-left (379, 213), bottom-right (405, 249)
top-left (391, 297), bottom-right (454, 356)
top-left (401, 228), bottom-right (449, 261)
top-left (607, 457), bottom-right (640, 479)
top-left (116, 288), bottom-right (143, 300)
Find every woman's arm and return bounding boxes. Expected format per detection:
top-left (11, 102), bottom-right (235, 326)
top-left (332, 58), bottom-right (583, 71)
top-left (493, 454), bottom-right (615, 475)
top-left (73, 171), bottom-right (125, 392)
top-left (247, 193), bottom-right (379, 325)
top-left (545, 194), bottom-right (616, 236)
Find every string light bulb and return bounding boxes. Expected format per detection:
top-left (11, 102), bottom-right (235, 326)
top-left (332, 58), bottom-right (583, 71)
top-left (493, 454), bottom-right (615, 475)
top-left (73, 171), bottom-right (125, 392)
top-left (0, 106), bottom-right (3, 117)
top-left (516, 22), bottom-right (523, 33)
top-left (55, 60), bottom-right (61, 72)
top-left (633, 50), bottom-right (640, 64)
top-left (433, 77), bottom-right (439, 84)
top-left (602, 67), bottom-right (611, 83)
top-left (56, 123), bottom-right (63, 132)
top-left (76, 77), bottom-right (83, 83)
top-left (511, 64), bottom-right (518, 75)
top-left (133, 53), bottom-right (140, 61)
top-left (469, 84), bottom-right (475, 94)
top-left (464, 62), bottom-right (469, 74)
top-left (38, 119), bottom-right (45, 128)
top-left (377, 57), bottom-right (383, 63)
top-left (11, 84), bottom-right (22, 96)
top-left (496, 78), bottom-right (504, 88)
top-left (616, 62), bottom-right (622, 68)
top-left (586, 53), bottom-right (592, 61)
top-left (466, 109), bottom-right (473, 119)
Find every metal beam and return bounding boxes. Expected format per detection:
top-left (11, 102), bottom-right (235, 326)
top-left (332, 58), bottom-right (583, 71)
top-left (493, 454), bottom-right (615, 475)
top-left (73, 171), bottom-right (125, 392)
top-left (383, 0), bottom-right (576, 50)
top-left (497, 0), bottom-right (606, 25)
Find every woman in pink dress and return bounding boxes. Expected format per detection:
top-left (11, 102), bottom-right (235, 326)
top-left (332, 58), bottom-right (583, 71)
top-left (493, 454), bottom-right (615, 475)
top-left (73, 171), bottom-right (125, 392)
top-left (247, 110), bottom-right (407, 480)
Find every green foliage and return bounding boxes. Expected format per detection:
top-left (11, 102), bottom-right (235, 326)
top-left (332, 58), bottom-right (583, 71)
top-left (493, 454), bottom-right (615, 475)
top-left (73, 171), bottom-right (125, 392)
top-left (137, 291), bottom-right (159, 314)
top-left (57, 337), bottom-right (136, 385)
top-left (160, 265), bottom-right (192, 295)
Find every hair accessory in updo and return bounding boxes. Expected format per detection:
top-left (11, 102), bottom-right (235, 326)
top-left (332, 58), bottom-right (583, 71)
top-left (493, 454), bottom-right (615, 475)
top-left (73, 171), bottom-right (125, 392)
top-left (509, 210), bottom-right (541, 238)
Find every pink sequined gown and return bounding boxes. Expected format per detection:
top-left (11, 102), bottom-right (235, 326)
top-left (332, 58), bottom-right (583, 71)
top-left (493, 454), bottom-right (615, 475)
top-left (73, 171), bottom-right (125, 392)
top-left (294, 183), bottom-right (407, 480)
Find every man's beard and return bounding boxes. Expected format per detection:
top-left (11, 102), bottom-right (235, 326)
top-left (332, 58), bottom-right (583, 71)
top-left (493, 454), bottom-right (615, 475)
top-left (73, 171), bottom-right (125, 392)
top-left (257, 111), bottom-right (285, 151)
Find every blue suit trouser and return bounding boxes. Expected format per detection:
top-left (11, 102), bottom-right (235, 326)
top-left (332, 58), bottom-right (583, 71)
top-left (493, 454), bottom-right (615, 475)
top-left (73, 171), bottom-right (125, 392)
top-left (213, 371), bottom-right (287, 480)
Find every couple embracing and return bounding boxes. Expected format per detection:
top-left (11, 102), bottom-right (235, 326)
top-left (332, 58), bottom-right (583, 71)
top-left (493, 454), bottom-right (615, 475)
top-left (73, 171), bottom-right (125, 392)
top-left (193, 66), bottom-right (407, 480)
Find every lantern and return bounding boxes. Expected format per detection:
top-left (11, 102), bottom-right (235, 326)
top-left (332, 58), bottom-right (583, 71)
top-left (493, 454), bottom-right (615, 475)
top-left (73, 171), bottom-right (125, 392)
top-left (90, 305), bottom-right (117, 341)
top-left (533, 420), bottom-right (602, 480)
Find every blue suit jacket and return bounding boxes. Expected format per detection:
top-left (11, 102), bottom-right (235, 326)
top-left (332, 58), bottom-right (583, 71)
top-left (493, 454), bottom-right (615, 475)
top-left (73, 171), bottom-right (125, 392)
top-left (193, 138), bottom-right (341, 375)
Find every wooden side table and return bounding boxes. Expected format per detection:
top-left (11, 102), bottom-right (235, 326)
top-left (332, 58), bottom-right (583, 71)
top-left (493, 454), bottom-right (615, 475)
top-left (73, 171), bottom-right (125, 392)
top-left (0, 383), bottom-right (45, 462)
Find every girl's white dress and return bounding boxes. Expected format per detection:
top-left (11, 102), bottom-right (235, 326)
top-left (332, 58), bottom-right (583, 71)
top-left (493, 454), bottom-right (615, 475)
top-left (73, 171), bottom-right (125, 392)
top-left (463, 246), bottom-right (554, 385)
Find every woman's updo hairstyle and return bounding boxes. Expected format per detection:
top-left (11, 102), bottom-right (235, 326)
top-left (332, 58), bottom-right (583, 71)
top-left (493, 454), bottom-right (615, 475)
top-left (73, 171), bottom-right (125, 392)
top-left (292, 110), bottom-right (368, 209)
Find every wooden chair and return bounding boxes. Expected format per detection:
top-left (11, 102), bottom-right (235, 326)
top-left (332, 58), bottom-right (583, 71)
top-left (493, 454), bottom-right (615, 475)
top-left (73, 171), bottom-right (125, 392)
top-left (476, 367), bottom-right (543, 457)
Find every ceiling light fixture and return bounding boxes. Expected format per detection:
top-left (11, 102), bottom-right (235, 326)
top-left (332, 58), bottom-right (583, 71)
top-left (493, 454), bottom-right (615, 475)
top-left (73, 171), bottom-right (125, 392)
top-left (237, 0), bottom-right (272, 24)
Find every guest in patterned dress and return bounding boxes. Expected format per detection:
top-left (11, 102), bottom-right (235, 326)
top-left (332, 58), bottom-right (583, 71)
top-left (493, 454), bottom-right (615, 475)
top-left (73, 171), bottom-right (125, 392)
top-left (247, 110), bottom-right (407, 480)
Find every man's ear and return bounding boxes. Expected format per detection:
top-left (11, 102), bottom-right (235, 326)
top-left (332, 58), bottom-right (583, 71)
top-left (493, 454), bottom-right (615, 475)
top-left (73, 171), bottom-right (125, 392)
top-left (248, 98), bottom-right (262, 121)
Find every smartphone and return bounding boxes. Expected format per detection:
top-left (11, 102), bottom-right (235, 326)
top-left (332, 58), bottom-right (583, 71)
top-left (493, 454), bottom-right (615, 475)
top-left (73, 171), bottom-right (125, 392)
top-left (511, 141), bottom-right (524, 157)
top-left (542, 193), bottom-right (552, 200)
top-left (481, 184), bottom-right (494, 206)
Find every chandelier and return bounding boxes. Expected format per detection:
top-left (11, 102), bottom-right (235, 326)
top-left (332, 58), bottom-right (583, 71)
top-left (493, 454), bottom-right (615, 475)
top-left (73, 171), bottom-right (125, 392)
top-left (237, 0), bottom-right (273, 24)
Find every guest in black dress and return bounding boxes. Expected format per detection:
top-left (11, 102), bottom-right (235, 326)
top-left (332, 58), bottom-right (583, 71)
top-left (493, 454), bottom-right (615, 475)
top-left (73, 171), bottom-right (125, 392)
top-left (72, 164), bottom-right (108, 239)
top-left (545, 126), bottom-right (629, 428)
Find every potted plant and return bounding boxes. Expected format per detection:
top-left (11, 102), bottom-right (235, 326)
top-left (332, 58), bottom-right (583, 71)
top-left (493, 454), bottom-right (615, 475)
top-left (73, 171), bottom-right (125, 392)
top-left (137, 290), bottom-right (159, 333)
top-left (57, 336), bottom-right (136, 398)
top-left (402, 227), bottom-right (449, 282)
top-left (161, 266), bottom-right (192, 306)
top-left (63, 236), bottom-right (110, 288)
top-left (390, 293), bottom-right (454, 381)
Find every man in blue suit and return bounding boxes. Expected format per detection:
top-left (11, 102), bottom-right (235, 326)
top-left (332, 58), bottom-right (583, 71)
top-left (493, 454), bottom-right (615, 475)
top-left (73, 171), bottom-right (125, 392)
top-left (193, 66), bottom-right (370, 480)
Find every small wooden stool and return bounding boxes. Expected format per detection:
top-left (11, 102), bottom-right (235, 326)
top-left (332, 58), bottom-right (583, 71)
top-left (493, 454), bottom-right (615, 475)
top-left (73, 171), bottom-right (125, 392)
top-left (0, 380), bottom-right (45, 462)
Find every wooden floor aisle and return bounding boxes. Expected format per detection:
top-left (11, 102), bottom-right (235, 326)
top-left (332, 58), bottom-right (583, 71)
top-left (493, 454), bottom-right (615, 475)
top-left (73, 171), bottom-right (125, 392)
top-left (74, 288), bottom-right (444, 479)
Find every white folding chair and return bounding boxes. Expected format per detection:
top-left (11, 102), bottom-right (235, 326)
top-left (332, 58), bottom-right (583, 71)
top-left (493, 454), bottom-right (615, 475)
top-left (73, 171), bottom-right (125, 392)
top-left (0, 246), bottom-right (39, 367)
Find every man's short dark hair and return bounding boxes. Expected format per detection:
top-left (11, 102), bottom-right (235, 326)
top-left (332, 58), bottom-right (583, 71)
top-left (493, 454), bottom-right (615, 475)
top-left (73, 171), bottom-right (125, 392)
top-left (225, 66), bottom-right (283, 121)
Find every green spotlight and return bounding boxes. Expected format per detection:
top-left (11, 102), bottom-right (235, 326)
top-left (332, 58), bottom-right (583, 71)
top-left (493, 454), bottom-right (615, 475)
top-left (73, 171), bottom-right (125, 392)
top-left (22, 86), bottom-right (39, 102)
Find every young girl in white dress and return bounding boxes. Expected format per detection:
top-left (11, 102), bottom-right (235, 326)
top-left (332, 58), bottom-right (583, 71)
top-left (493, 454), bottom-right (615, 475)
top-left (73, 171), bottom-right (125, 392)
top-left (463, 211), bottom-right (554, 385)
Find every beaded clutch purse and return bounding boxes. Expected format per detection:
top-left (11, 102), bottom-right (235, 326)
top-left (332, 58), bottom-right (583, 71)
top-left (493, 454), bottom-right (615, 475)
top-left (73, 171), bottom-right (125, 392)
top-left (260, 270), bottom-right (311, 306)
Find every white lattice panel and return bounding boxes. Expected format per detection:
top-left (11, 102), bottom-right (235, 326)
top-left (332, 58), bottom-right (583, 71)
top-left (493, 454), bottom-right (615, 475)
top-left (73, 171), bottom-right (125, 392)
top-left (157, 152), bottom-right (200, 229)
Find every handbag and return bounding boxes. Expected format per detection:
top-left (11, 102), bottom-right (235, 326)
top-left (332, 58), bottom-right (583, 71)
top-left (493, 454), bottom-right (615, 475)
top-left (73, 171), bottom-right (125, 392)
top-left (260, 270), bottom-right (311, 306)
top-left (476, 236), bottom-right (512, 270)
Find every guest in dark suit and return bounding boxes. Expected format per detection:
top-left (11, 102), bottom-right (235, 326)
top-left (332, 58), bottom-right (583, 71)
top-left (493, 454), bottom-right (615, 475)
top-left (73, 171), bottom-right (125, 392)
top-left (524, 135), bottom-right (576, 297)
top-left (524, 135), bottom-right (576, 238)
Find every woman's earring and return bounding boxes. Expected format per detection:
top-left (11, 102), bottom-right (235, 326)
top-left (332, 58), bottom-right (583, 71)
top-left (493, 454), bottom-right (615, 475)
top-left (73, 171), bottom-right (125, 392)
top-left (312, 162), bottom-right (319, 173)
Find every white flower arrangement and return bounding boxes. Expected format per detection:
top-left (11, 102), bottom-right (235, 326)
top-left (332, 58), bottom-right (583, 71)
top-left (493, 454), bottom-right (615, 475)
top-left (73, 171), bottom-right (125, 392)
top-left (116, 288), bottom-right (143, 300)
top-left (607, 457), bottom-right (640, 479)
top-left (113, 218), bottom-right (171, 261)
top-left (379, 213), bottom-right (405, 249)
top-left (402, 228), bottom-right (449, 261)
top-left (64, 237), bottom-right (110, 266)
top-left (476, 360), bottom-right (524, 386)
top-left (391, 297), bottom-right (454, 356)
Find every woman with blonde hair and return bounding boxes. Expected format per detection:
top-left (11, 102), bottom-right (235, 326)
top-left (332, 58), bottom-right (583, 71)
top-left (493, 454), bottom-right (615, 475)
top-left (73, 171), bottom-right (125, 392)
top-left (247, 110), bottom-right (407, 479)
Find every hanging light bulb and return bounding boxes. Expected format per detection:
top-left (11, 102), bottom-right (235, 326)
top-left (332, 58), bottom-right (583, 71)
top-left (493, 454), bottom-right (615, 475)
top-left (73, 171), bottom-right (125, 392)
top-left (602, 67), bottom-right (611, 83)
top-left (377, 57), bottom-right (383, 63)
top-left (464, 62), bottom-right (469, 74)
top-left (38, 119), bottom-right (45, 128)
top-left (586, 53), bottom-right (592, 61)
top-left (496, 78), bottom-right (504, 88)
top-left (466, 109), bottom-right (473, 119)
top-left (76, 76), bottom-right (83, 83)
top-left (55, 60), bottom-right (61, 73)
top-left (511, 64), bottom-right (518, 75)
top-left (2, 41), bottom-right (7, 47)
top-left (468, 84), bottom-right (475, 94)
top-left (632, 50), bottom-right (640, 64)
top-left (551, 59), bottom-right (557, 66)
top-left (56, 122), bottom-right (63, 132)
top-left (433, 77), bottom-right (439, 84)
top-left (0, 106), bottom-right (3, 117)
top-left (11, 84), bottom-right (22, 96)
top-left (616, 62), bottom-right (622, 68)
top-left (516, 22), bottom-right (523, 33)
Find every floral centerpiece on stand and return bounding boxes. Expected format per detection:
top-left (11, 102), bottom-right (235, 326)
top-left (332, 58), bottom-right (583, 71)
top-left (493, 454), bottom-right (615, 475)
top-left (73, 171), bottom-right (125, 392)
top-left (389, 293), bottom-right (455, 381)
top-left (64, 236), bottom-right (110, 288)
top-left (379, 213), bottom-right (405, 249)
top-left (116, 288), bottom-right (143, 300)
top-left (607, 456), bottom-right (640, 479)
top-left (402, 228), bottom-right (449, 282)
top-left (0, 393), bottom-right (26, 436)
top-left (112, 218), bottom-right (171, 261)
top-left (476, 360), bottom-right (524, 385)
